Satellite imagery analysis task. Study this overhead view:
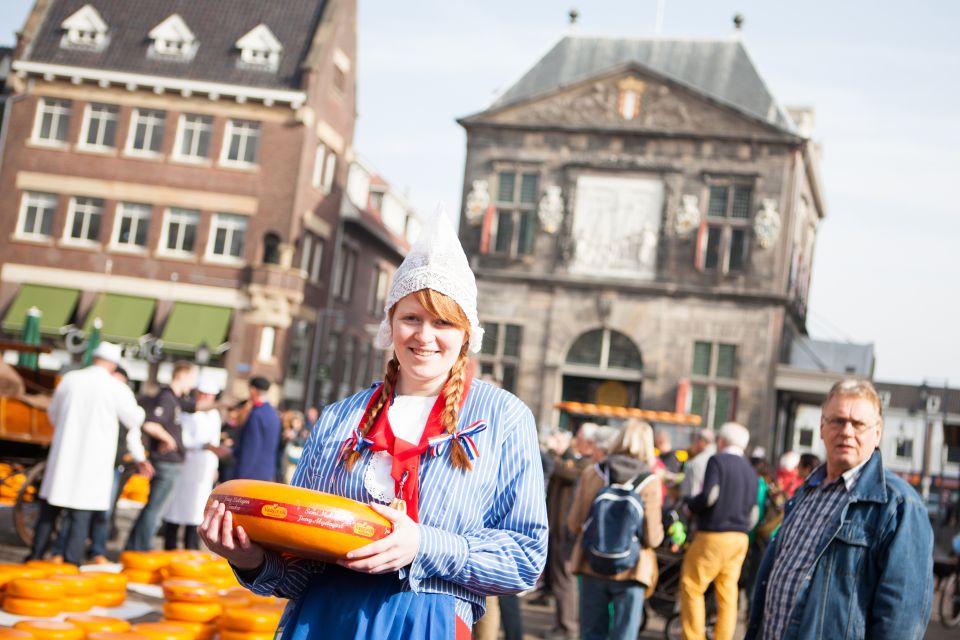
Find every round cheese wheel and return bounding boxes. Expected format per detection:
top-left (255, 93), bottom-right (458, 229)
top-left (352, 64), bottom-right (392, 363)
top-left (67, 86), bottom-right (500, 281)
top-left (52, 574), bottom-right (98, 596)
top-left (0, 629), bottom-right (34, 639)
top-left (64, 616), bottom-right (132, 634)
top-left (166, 561), bottom-right (207, 579)
top-left (121, 552), bottom-right (170, 571)
top-left (218, 606), bottom-right (282, 633)
top-left (162, 601), bottom-right (223, 623)
top-left (204, 574), bottom-right (239, 589)
top-left (86, 571), bottom-right (129, 592)
top-left (87, 633), bottom-right (152, 640)
top-left (12, 622), bottom-right (82, 640)
top-left (156, 621), bottom-right (215, 640)
top-left (25, 561), bottom-right (79, 576)
top-left (60, 595), bottom-right (96, 612)
top-left (93, 590), bottom-right (127, 608)
top-left (203, 561), bottom-right (233, 577)
top-left (218, 593), bottom-right (251, 609)
top-left (219, 630), bottom-right (275, 640)
top-left (131, 623), bottom-right (194, 640)
top-left (209, 480), bottom-right (392, 560)
top-left (7, 578), bottom-right (68, 600)
top-left (3, 597), bottom-right (61, 617)
top-left (122, 569), bottom-right (161, 584)
top-left (162, 580), bottom-right (219, 603)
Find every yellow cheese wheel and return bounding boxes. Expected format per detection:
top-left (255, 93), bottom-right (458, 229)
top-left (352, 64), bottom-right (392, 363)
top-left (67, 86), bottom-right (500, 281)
top-left (203, 574), bottom-right (239, 589)
top-left (162, 601), bottom-right (223, 623)
top-left (3, 597), bottom-right (61, 617)
top-left (156, 621), bottom-right (215, 640)
top-left (0, 567), bottom-right (46, 586)
top-left (87, 634), bottom-right (151, 640)
top-left (7, 578), bottom-right (68, 600)
top-left (24, 561), bottom-right (79, 576)
top-left (52, 574), bottom-right (98, 596)
top-left (131, 623), bottom-right (194, 640)
top-left (218, 630), bottom-right (275, 640)
top-left (217, 593), bottom-right (251, 609)
top-left (209, 479), bottom-right (393, 560)
top-left (121, 552), bottom-right (170, 571)
top-left (0, 629), bottom-right (34, 639)
top-left (93, 590), bottom-right (127, 608)
top-left (162, 580), bottom-right (219, 603)
top-left (64, 616), bottom-right (132, 634)
top-left (122, 569), bottom-right (161, 584)
top-left (166, 561), bottom-right (207, 579)
top-left (245, 593), bottom-right (277, 606)
top-left (12, 622), bottom-right (83, 640)
top-left (60, 595), bottom-right (96, 612)
top-left (218, 606), bottom-right (282, 633)
top-left (203, 561), bottom-right (233, 577)
top-left (85, 571), bottom-right (129, 592)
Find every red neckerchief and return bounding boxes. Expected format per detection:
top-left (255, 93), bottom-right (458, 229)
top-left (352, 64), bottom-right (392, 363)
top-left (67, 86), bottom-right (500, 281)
top-left (354, 372), bottom-right (472, 522)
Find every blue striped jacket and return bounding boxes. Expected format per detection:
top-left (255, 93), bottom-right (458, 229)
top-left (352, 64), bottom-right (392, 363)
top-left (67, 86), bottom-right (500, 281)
top-left (238, 379), bottom-right (549, 625)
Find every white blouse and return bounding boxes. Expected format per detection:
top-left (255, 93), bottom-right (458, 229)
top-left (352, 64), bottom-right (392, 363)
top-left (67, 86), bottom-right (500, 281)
top-left (362, 394), bottom-right (437, 502)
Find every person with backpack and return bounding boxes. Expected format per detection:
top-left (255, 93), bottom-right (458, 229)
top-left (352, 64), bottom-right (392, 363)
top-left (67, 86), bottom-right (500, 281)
top-left (567, 419), bottom-right (664, 640)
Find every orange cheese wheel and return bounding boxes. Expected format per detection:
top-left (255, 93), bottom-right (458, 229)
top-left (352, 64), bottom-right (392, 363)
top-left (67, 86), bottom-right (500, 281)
top-left (64, 616), bottom-right (132, 634)
top-left (219, 631), bottom-right (275, 640)
top-left (203, 561), bottom-right (233, 577)
top-left (246, 594), bottom-right (277, 606)
top-left (87, 634), bottom-right (151, 640)
top-left (60, 595), bottom-right (96, 612)
top-left (0, 567), bottom-right (47, 586)
top-left (162, 580), bottom-right (219, 603)
top-left (209, 479), bottom-right (392, 560)
top-left (122, 569), bottom-right (161, 584)
top-left (93, 590), bottom-right (127, 608)
top-left (204, 574), bottom-right (239, 589)
top-left (155, 621), bottom-right (215, 640)
top-left (86, 571), bottom-right (129, 592)
top-left (7, 578), bottom-right (68, 600)
top-left (12, 622), bottom-right (82, 640)
top-left (131, 623), bottom-right (194, 640)
top-left (4, 597), bottom-right (61, 617)
top-left (25, 561), bottom-right (79, 576)
top-left (166, 561), bottom-right (207, 579)
top-left (218, 593), bottom-right (251, 609)
top-left (218, 606), bottom-right (282, 633)
top-left (52, 574), bottom-right (98, 596)
top-left (0, 629), bottom-right (34, 639)
top-left (121, 552), bottom-right (170, 571)
top-left (162, 601), bottom-right (223, 623)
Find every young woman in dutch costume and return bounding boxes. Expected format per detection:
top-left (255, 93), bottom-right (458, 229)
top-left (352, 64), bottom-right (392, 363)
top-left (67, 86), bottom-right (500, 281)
top-left (199, 211), bottom-right (548, 639)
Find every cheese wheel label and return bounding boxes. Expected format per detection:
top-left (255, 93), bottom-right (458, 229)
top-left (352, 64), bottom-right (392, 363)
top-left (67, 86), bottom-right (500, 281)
top-left (211, 494), bottom-right (391, 540)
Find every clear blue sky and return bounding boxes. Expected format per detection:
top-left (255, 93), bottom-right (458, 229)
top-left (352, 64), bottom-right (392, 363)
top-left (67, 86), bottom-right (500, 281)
top-left (2, 1), bottom-right (957, 386)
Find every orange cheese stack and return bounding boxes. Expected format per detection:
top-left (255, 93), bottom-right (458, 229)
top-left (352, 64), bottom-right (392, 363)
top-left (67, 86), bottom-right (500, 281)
top-left (12, 621), bottom-right (83, 640)
top-left (24, 562), bottom-right (79, 577)
top-left (60, 595), bottom-right (96, 612)
top-left (218, 605), bottom-right (282, 634)
top-left (3, 598), bottom-right (61, 617)
top-left (0, 629), bottom-right (34, 639)
top-left (52, 575), bottom-right (97, 596)
top-left (120, 474), bottom-right (150, 504)
top-left (3, 578), bottom-right (66, 616)
top-left (209, 480), bottom-right (393, 560)
top-left (162, 580), bottom-right (218, 603)
top-left (86, 571), bottom-right (128, 608)
top-left (161, 602), bottom-right (223, 624)
top-left (131, 623), bottom-right (193, 640)
top-left (120, 552), bottom-right (170, 584)
top-left (217, 592), bottom-right (251, 610)
top-left (93, 591), bottom-right (127, 608)
top-left (64, 616), bottom-right (132, 634)
top-left (0, 567), bottom-right (46, 590)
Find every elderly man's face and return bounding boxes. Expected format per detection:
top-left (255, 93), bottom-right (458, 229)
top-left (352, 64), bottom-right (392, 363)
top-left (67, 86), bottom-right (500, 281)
top-left (820, 395), bottom-right (882, 479)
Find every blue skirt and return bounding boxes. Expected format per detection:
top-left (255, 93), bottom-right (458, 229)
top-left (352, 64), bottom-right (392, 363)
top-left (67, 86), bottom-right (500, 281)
top-left (279, 565), bottom-right (461, 640)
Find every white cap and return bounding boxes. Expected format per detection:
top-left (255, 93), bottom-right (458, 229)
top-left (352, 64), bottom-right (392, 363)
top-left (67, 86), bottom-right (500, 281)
top-left (197, 376), bottom-right (220, 395)
top-left (92, 342), bottom-right (123, 365)
top-left (374, 205), bottom-right (484, 353)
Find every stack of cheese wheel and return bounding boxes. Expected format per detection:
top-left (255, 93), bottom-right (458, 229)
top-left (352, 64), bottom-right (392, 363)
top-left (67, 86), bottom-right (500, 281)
top-left (218, 604), bottom-right (283, 640)
top-left (12, 621), bottom-right (83, 640)
top-left (131, 623), bottom-right (193, 640)
top-left (51, 575), bottom-right (97, 613)
top-left (3, 578), bottom-right (66, 617)
top-left (159, 581), bottom-right (221, 640)
top-left (64, 616), bottom-right (131, 635)
top-left (202, 559), bottom-right (240, 590)
top-left (121, 552), bottom-right (170, 585)
top-left (0, 565), bottom-right (46, 600)
top-left (119, 475), bottom-right (150, 504)
top-left (0, 628), bottom-right (34, 640)
top-left (24, 562), bottom-right (79, 578)
top-left (85, 572), bottom-right (128, 608)
top-left (0, 465), bottom-right (25, 506)
top-left (217, 588), bottom-right (253, 611)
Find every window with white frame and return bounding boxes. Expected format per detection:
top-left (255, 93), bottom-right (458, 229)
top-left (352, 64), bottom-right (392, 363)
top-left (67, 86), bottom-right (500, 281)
top-left (64, 196), bottom-right (104, 244)
top-left (112, 202), bottom-right (151, 249)
top-left (299, 233), bottom-right (325, 283)
top-left (333, 246), bottom-right (357, 302)
top-left (206, 213), bottom-right (247, 261)
top-left (258, 326), bottom-right (276, 362)
top-left (174, 113), bottom-right (213, 161)
top-left (312, 143), bottom-right (336, 193)
top-left (686, 340), bottom-right (738, 430)
top-left (127, 108), bottom-right (165, 155)
top-left (160, 207), bottom-right (199, 255)
top-left (322, 152), bottom-right (337, 193)
top-left (696, 181), bottom-right (753, 274)
top-left (311, 143), bottom-right (327, 188)
top-left (221, 119), bottom-right (260, 166)
top-left (368, 266), bottom-right (388, 316)
top-left (59, 4), bottom-right (110, 51)
top-left (491, 169), bottom-right (538, 257)
top-left (16, 192), bottom-right (57, 239)
top-left (33, 98), bottom-right (72, 145)
top-left (80, 103), bottom-right (118, 149)
top-left (147, 14), bottom-right (198, 61)
top-left (235, 24), bottom-right (282, 72)
top-left (478, 321), bottom-right (523, 393)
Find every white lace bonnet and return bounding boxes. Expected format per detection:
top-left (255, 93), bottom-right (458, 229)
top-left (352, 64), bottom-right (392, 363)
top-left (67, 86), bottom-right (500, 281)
top-left (374, 206), bottom-right (484, 353)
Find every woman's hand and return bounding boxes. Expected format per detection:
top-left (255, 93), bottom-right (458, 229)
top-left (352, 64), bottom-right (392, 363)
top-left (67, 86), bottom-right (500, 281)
top-left (338, 502), bottom-right (421, 574)
top-left (198, 500), bottom-right (266, 571)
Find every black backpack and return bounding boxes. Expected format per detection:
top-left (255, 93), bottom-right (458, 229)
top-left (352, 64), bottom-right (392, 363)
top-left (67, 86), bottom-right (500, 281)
top-left (581, 468), bottom-right (655, 575)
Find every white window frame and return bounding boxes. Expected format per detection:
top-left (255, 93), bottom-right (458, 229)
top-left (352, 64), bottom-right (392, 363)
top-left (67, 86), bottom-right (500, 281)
top-left (78, 102), bottom-right (119, 151)
top-left (258, 326), bottom-right (276, 362)
top-left (110, 201), bottom-right (152, 252)
top-left (32, 98), bottom-right (72, 147)
top-left (173, 113), bottom-right (213, 163)
top-left (205, 212), bottom-right (247, 264)
top-left (220, 119), bottom-right (260, 167)
top-left (158, 207), bottom-right (200, 258)
top-left (310, 238), bottom-right (324, 283)
top-left (125, 108), bottom-right (166, 157)
top-left (299, 234), bottom-right (312, 274)
top-left (62, 196), bottom-right (104, 246)
top-left (16, 192), bottom-right (58, 240)
top-left (322, 152), bottom-right (337, 194)
top-left (311, 143), bottom-right (327, 188)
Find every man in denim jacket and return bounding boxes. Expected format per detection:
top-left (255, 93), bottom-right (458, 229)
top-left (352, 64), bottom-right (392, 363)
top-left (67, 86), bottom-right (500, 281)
top-left (746, 379), bottom-right (933, 640)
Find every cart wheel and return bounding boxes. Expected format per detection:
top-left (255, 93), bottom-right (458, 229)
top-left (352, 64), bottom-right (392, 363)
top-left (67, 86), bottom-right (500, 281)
top-left (14, 461), bottom-right (46, 547)
top-left (941, 571), bottom-right (960, 628)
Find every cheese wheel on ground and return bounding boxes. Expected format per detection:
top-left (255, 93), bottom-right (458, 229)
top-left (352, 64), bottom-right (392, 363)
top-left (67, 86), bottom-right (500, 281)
top-left (204, 574), bottom-right (239, 589)
top-left (120, 552), bottom-right (170, 571)
top-left (52, 574), bottom-right (98, 595)
top-left (131, 623), bottom-right (193, 640)
top-left (219, 630), bottom-right (275, 640)
top-left (0, 567), bottom-right (46, 586)
top-left (156, 621), bottom-right (215, 640)
top-left (209, 479), bottom-right (392, 561)
top-left (12, 622), bottom-right (83, 640)
top-left (60, 595), bottom-right (96, 612)
top-left (218, 606), bottom-right (282, 632)
top-left (7, 578), bottom-right (68, 600)
top-left (25, 561), bottom-right (79, 576)
top-left (87, 633), bottom-right (151, 640)
top-left (162, 601), bottom-right (223, 623)
top-left (0, 629), bottom-right (34, 639)
top-left (93, 590), bottom-right (127, 608)
top-left (122, 569), bottom-right (161, 584)
top-left (4, 597), bottom-right (61, 617)
top-left (162, 580), bottom-right (219, 603)
top-left (85, 571), bottom-right (129, 592)
top-left (166, 561), bottom-right (207, 579)
top-left (64, 616), bottom-right (132, 634)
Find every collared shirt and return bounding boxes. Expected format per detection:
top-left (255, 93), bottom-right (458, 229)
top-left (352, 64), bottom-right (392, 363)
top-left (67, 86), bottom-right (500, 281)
top-left (760, 459), bottom-right (869, 639)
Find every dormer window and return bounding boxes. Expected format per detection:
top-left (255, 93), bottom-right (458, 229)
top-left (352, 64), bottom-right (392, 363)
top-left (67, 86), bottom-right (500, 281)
top-left (148, 14), bottom-right (198, 61)
top-left (60, 4), bottom-right (109, 51)
top-left (236, 24), bottom-right (283, 72)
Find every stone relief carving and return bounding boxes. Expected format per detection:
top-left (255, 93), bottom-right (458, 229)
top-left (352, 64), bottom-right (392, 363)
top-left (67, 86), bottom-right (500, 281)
top-left (674, 194), bottom-right (701, 237)
top-left (537, 185), bottom-right (564, 233)
top-left (464, 180), bottom-right (490, 225)
top-left (754, 198), bottom-right (782, 249)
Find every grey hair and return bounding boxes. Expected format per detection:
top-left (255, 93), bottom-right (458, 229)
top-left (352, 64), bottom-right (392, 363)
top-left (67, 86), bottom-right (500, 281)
top-left (577, 422), bottom-right (601, 443)
top-left (822, 378), bottom-right (883, 418)
top-left (718, 422), bottom-right (750, 451)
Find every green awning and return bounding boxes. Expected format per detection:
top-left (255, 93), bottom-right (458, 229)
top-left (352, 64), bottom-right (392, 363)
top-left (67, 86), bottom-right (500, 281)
top-left (161, 302), bottom-right (232, 354)
top-left (2, 284), bottom-right (80, 336)
top-left (83, 293), bottom-right (156, 344)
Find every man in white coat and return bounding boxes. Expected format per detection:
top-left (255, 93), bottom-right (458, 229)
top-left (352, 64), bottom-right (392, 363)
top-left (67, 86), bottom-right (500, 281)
top-left (28, 342), bottom-right (156, 565)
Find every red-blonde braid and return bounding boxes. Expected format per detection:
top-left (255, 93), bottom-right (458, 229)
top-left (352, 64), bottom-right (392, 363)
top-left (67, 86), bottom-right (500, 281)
top-left (342, 355), bottom-right (400, 472)
top-left (440, 341), bottom-right (473, 471)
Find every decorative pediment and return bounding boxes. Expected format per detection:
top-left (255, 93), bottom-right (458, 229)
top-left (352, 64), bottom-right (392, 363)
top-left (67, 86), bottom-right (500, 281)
top-left (236, 24), bottom-right (283, 71)
top-left (148, 14), bottom-right (197, 61)
top-left (60, 4), bottom-right (109, 51)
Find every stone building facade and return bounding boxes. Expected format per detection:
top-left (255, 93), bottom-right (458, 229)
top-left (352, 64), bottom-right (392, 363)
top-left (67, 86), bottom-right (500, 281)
top-left (458, 36), bottom-right (825, 446)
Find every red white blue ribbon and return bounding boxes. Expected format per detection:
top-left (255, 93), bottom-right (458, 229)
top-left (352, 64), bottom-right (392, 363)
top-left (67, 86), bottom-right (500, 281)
top-left (339, 424), bottom-right (375, 462)
top-left (428, 420), bottom-right (487, 461)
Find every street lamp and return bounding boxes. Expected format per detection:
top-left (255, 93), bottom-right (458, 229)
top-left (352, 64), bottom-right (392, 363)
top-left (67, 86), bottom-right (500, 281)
top-left (918, 382), bottom-right (932, 500)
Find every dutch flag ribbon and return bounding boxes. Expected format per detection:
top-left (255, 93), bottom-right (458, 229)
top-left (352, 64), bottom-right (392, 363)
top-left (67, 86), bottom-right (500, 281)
top-left (428, 420), bottom-right (488, 461)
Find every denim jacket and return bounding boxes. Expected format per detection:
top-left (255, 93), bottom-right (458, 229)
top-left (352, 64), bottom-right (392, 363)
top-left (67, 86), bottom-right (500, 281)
top-left (745, 450), bottom-right (933, 640)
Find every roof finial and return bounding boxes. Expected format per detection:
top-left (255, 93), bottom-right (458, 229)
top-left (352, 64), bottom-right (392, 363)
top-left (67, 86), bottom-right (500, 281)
top-left (733, 13), bottom-right (745, 31)
top-left (568, 8), bottom-right (579, 25)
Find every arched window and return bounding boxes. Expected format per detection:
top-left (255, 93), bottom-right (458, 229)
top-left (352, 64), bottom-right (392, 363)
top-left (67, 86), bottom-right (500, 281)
top-left (262, 232), bottom-right (281, 265)
top-left (566, 328), bottom-right (642, 371)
